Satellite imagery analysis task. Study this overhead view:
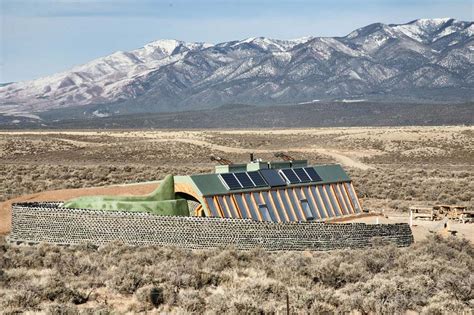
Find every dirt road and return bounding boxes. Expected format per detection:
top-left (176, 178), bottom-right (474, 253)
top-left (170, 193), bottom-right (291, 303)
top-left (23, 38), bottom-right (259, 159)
top-left (157, 138), bottom-right (374, 170)
top-left (0, 130), bottom-right (375, 169)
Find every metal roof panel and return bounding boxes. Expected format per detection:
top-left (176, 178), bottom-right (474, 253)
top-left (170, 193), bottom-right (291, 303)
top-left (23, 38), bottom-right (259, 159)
top-left (190, 164), bottom-right (351, 197)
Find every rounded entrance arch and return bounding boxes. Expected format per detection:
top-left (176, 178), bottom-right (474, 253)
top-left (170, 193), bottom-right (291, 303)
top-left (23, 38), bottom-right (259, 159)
top-left (175, 192), bottom-right (205, 217)
top-left (174, 182), bottom-right (205, 217)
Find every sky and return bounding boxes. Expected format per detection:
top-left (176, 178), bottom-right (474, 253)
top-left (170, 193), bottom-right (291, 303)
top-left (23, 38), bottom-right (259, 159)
top-left (1, 0), bottom-right (472, 83)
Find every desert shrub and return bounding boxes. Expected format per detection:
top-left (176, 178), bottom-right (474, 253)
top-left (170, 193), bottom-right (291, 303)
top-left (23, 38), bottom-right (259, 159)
top-left (437, 269), bottom-right (473, 303)
top-left (176, 289), bottom-right (206, 312)
top-left (3, 284), bottom-right (42, 310)
top-left (43, 276), bottom-right (93, 305)
top-left (205, 250), bottom-right (236, 272)
top-left (107, 262), bottom-right (146, 294)
top-left (192, 270), bottom-right (221, 288)
top-left (351, 167), bottom-right (473, 210)
top-left (47, 303), bottom-right (79, 314)
top-left (342, 274), bottom-right (437, 313)
top-left (1, 233), bottom-right (472, 313)
top-left (421, 292), bottom-right (472, 314)
top-left (134, 285), bottom-right (165, 311)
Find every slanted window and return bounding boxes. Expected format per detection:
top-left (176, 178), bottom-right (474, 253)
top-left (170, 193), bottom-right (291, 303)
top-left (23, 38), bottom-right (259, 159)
top-left (310, 186), bottom-right (327, 219)
top-left (258, 204), bottom-right (272, 222)
top-left (277, 190), bottom-right (296, 221)
top-left (324, 185), bottom-right (341, 216)
top-left (244, 193), bottom-right (259, 220)
top-left (205, 197), bottom-right (220, 217)
top-left (317, 186), bottom-right (334, 217)
top-left (234, 194), bottom-right (250, 219)
top-left (261, 191), bottom-right (278, 221)
top-left (345, 183), bottom-right (362, 213)
top-left (300, 199), bottom-right (314, 220)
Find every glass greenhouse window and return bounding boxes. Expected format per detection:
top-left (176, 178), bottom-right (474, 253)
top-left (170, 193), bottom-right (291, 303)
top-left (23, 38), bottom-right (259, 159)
top-left (261, 191), bottom-right (279, 222)
top-left (224, 195), bottom-right (240, 218)
top-left (317, 186), bottom-right (334, 217)
top-left (338, 183), bottom-right (354, 213)
top-left (271, 190), bottom-right (288, 222)
top-left (277, 190), bottom-right (296, 221)
top-left (334, 185), bottom-right (349, 215)
top-left (243, 193), bottom-right (259, 220)
top-left (258, 204), bottom-right (272, 222)
top-left (345, 183), bottom-right (362, 213)
top-left (310, 186), bottom-right (327, 219)
top-left (217, 196), bottom-right (231, 218)
top-left (300, 199), bottom-right (314, 220)
top-left (233, 194), bottom-right (249, 219)
top-left (205, 197), bottom-right (220, 217)
top-left (325, 185), bottom-right (341, 216)
top-left (300, 187), bottom-right (319, 219)
top-left (287, 189), bottom-right (305, 221)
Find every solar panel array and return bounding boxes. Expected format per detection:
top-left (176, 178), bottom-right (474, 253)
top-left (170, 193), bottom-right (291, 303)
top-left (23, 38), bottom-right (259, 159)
top-left (219, 167), bottom-right (322, 190)
top-left (219, 171), bottom-right (268, 190)
top-left (259, 169), bottom-right (286, 187)
top-left (234, 172), bottom-right (254, 188)
top-left (279, 167), bottom-right (322, 184)
top-left (280, 169), bottom-right (301, 184)
top-left (219, 173), bottom-right (242, 190)
top-left (248, 171), bottom-right (267, 187)
top-left (304, 167), bottom-right (323, 182)
top-left (294, 168), bottom-right (311, 182)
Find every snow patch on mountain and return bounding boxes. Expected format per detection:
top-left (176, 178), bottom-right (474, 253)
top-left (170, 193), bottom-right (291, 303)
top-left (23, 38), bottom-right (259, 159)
top-left (1, 18), bottom-right (472, 115)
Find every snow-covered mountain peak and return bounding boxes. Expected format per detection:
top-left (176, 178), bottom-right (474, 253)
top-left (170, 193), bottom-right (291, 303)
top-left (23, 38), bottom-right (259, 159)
top-left (229, 36), bottom-right (314, 52)
top-left (343, 23), bottom-right (400, 53)
top-left (291, 36), bottom-right (314, 43)
top-left (345, 22), bottom-right (393, 39)
top-left (1, 18), bottom-right (471, 116)
top-left (464, 24), bottom-right (474, 36)
top-left (410, 17), bottom-right (454, 26)
top-left (144, 39), bottom-right (186, 54)
top-left (390, 18), bottom-right (462, 43)
top-left (133, 39), bottom-right (213, 62)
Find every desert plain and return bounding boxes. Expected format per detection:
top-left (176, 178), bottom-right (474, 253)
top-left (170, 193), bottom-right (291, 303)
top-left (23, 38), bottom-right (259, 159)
top-left (0, 126), bottom-right (472, 313)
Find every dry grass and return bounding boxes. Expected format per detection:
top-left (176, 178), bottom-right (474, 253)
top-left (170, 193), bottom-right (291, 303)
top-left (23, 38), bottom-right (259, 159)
top-left (0, 235), bottom-right (472, 314)
top-left (351, 167), bottom-right (474, 211)
top-left (0, 127), bottom-right (472, 313)
top-left (1, 127), bottom-right (472, 208)
top-left (0, 164), bottom-right (209, 202)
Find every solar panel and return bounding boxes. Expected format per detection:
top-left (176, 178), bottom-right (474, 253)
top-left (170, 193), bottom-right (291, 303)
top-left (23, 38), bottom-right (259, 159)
top-left (294, 168), bottom-right (311, 182)
top-left (219, 173), bottom-right (242, 190)
top-left (248, 171), bottom-right (268, 187)
top-left (259, 169), bottom-right (286, 187)
top-left (234, 172), bottom-right (254, 189)
top-left (304, 167), bottom-right (322, 182)
top-left (280, 169), bottom-right (301, 184)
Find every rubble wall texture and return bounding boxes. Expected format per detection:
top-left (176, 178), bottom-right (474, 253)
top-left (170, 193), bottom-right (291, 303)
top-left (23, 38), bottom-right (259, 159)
top-left (8, 202), bottom-right (414, 250)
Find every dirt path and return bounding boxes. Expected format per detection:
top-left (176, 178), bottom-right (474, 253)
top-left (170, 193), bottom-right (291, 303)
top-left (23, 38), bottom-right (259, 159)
top-left (313, 149), bottom-right (372, 170)
top-left (345, 213), bottom-right (474, 243)
top-left (0, 130), bottom-right (374, 169)
top-left (160, 138), bottom-right (373, 170)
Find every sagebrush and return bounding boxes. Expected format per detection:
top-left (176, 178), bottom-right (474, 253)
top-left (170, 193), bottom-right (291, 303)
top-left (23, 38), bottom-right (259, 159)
top-left (0, 235), bottom-right (472, 314)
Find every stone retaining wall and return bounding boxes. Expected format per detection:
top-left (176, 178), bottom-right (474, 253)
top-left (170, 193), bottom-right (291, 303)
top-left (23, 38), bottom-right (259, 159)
top-left (8, 202), bottom-right (414, 250)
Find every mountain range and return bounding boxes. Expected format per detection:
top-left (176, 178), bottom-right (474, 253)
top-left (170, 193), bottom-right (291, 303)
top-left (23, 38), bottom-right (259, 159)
top-left (1, 18), bottom-right (473, 122)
